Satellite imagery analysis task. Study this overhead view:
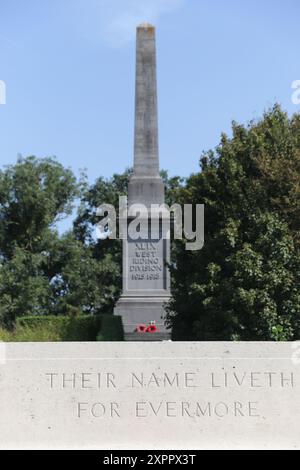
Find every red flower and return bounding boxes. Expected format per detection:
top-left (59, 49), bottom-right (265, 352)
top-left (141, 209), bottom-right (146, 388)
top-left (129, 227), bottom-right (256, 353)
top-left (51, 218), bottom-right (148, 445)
top-left (146, 324), bottom-right (158, 333)
top-left (136, 324), bottom-right (147, 333)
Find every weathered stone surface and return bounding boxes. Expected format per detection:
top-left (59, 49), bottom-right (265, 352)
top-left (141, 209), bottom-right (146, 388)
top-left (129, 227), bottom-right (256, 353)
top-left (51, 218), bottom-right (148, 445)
top-left (128, 23), bottom-right (164, 208)
top-left (0, 341), bottom-right (299, 449)
top-left (132, 24), bottom-right (160, 179)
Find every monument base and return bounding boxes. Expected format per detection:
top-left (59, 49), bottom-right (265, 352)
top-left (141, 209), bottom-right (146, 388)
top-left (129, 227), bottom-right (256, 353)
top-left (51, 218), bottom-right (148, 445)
top-left (113, 296), bottom-right (170, 334)
top-left (124, 332), bottom-right (171, 341)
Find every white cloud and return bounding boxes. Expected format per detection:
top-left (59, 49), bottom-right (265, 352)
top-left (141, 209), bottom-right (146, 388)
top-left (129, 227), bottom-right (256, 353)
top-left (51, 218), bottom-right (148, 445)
top-left (104, 0), bottom-right (184, 46)
top-left (73, 0), bottom-right (184, 47)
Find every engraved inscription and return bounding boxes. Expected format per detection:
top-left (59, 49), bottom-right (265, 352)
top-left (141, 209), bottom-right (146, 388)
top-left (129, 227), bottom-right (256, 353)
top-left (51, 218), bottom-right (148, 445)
top-left (126, 238), bottom-right (166, 290)
top-left (129, 242), bottom-right (162, 281)
top-left (44, 367), bottom-right (297, 420)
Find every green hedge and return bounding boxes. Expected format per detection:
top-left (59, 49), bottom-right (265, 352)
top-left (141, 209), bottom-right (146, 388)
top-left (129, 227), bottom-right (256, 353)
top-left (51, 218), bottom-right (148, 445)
top-left (96, 314), bottom-right (124, 341)
top-left (13, 314), bottom-right (123, 341)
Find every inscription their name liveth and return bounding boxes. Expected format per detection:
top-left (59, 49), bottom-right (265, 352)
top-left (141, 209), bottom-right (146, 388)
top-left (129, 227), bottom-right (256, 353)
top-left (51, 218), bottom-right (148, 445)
top-left (44, 369), bottom-right (296, 419)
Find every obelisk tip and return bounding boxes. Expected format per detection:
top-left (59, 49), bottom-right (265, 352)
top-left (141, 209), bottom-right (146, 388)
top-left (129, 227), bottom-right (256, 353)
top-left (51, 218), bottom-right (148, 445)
top-left (137, 22), bottom-right (155, 30)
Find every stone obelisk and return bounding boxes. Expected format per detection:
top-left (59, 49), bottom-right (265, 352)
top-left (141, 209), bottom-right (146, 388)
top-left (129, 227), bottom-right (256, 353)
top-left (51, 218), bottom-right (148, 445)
top-left (114, 23), bottom-right (170, 340)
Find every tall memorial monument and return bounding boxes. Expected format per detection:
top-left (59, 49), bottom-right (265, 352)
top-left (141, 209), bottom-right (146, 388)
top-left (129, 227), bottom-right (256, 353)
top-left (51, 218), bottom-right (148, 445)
top-left (114, 23), bottom-right (170, 339)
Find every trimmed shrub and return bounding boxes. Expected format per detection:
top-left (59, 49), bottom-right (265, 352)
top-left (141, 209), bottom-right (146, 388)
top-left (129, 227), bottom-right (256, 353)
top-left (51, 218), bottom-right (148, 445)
top-left (96, 315), bottom-right (124, 341)
top-left (13, 325), bottom-right (61, 342)
top-left (16, 315), bottom-right (103, 341)
top-left (0, 325), bottom-right (61, 341)
top-left (0, 314), bottom-right (124, 342)
top-left (0, 328), bottom-right (13, 341)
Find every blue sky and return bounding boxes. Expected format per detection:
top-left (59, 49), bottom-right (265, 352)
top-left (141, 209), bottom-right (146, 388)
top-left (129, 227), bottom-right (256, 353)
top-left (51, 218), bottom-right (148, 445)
top-left (0, 0), bottom-right (299, 184)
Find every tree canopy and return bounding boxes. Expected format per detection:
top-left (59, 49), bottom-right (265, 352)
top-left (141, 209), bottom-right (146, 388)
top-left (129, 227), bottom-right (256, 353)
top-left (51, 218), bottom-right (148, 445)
top-left (167, 105), bottom-right (300, 340)
top-left (0, 157), bottom-right (120, 326)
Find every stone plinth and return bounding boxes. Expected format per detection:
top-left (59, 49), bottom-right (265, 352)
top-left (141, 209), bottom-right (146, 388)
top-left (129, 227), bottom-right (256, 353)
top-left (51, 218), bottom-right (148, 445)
top-left (114, 223), bottom-right (170, 334)
top-left (0, 342), bottom-right (299, 449)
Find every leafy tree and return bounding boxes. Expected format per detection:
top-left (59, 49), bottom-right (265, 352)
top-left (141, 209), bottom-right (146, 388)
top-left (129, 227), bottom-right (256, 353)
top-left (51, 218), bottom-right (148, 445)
top-left (167, 105), bottom-right (300, 341)
top-left (72, 170), bottom-right (133, 311)
top-left (0, 157), bottom-right (119, 326)
top-left (48, 233), bottom-right (120, 316)
top-left (74, 169), bottom-right (132, 244)
top-left (0, 156), bottom-right (77, 257)
top-left (0, 156), bottom-right (79, 326)
top-left (0, 247), bottom-right (51, 326)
